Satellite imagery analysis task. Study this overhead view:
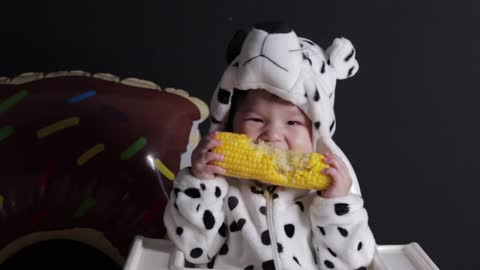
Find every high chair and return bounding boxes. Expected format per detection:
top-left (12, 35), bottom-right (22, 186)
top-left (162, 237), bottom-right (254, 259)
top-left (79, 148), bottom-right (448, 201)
top-left (123, 236), bottom-right (439, 270)
top-left (123, 177), bottom-right (439, 270)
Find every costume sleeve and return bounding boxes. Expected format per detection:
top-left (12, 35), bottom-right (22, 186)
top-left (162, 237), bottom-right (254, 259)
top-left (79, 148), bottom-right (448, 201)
top-left (310, 194), bottom-right (376, 270)
top-left (163, 168), bottom-right (229, 264)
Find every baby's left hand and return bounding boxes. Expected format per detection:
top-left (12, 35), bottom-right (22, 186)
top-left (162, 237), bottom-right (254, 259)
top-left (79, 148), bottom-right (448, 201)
top-left (320, 152), bottom-right (352, 198)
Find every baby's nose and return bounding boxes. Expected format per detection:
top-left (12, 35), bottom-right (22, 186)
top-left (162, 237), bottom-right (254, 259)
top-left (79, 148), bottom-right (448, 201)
top-left (260, 127), bottom-right (282, 142)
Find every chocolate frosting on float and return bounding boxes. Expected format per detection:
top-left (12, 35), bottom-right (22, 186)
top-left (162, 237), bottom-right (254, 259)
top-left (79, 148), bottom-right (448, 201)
top-left (0, 72), bottom-right (207, 263)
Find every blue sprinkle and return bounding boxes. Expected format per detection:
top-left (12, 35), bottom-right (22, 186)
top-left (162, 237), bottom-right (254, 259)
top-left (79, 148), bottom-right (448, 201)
top-left (68, 90), bottom-right (96, 104)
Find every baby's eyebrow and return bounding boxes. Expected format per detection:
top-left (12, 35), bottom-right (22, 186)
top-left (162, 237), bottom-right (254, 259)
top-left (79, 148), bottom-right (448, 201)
top-left (288, 110), bottom-right (305, 117)
top-left (288, 111), bottom-right (310, 121)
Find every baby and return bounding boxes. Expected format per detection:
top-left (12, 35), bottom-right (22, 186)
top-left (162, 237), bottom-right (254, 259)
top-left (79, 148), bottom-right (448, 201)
top-left (164, 21), bottom-right (376, 270)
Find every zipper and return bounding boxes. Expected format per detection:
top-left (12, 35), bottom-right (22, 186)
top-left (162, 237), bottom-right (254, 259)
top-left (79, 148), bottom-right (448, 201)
top-left (264, 187), bottom-right (281, 270)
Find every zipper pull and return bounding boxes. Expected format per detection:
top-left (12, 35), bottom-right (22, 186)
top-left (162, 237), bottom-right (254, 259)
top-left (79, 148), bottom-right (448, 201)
top-left (263, 189), bottom-right (270, 199)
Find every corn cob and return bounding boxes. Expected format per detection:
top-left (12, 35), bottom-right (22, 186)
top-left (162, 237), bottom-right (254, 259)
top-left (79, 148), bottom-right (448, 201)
top-left (210, 132), bottom-right (331, 190)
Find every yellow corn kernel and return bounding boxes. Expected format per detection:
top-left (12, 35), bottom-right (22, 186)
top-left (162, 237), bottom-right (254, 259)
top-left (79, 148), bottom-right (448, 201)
top-left (210, 132), bottom-right (331, 190)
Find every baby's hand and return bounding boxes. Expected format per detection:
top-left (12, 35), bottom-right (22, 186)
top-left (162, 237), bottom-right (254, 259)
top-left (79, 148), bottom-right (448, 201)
top-left (320, 152), bottom-right (352, 198)
top-left (191, 132), bottom-right (226, 179)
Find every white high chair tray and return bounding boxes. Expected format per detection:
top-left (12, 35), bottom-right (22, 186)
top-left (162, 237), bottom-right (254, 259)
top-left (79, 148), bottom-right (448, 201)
top-left (123, 236), bottom-right (439, 270)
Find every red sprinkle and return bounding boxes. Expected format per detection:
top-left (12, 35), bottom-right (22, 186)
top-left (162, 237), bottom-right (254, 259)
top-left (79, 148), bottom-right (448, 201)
top-left (32, 208), bottom-right (49, 225)
top-left (39, 162), bottom-right (55, 188)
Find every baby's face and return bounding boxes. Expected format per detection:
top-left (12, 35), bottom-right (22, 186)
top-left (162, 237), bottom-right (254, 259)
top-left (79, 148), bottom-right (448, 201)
top-left (232, 90), bottom-right (313, 153)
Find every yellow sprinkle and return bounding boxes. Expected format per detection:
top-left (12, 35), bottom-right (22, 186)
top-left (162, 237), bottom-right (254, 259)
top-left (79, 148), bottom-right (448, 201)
top-left (37, 117), bottom-right (80, 139)
top-left (0, 195), bottom-right (4, 210)
top-left (77, 144), bottom-right (105, 166)
top-left (154, 158), bottom-right (175, 180)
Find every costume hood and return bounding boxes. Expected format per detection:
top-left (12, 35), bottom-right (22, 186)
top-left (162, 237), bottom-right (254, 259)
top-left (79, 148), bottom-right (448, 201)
top-left (209, 22), bottom-right (361, 194)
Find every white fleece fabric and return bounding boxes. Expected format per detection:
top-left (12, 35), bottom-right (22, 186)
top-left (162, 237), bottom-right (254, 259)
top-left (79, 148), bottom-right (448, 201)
top-left (164, 22), bottom-right (376, 269)
top-left (164, 169), bottom-right (375, 270)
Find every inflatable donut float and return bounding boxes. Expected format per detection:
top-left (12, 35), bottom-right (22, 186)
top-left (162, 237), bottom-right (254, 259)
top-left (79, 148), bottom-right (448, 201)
top-left (0, 71), bottom-right (208, 267)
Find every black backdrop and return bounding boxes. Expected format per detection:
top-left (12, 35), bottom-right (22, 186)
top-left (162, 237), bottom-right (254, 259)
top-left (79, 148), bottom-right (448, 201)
top-left (1, 1), bottom-right (478, 269)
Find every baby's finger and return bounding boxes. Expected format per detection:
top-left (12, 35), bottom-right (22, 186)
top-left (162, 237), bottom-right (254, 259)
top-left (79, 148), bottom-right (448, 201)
top-left (322, 167), bottom-right (341, 180)
top-left (207, 165), bottom-right (227, 175)
top-left (204, 152), bottom-right (224, 163)
top-left (194, 136), bottom-right (211, 153)
top-left (207, 131), bottom-right (218, 139)
top-left (323, 155), bottom-right (340, 168)
top-left (325, 154), bottom-right (348, 171)
top-left (332, 154), bottom-right (348, 172)
top-left (204, 137), bottom-right (222, 151)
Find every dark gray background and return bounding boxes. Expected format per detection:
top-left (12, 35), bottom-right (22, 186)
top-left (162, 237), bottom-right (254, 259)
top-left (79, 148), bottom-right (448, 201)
top-left (1, 1), bottom-right (478, 269)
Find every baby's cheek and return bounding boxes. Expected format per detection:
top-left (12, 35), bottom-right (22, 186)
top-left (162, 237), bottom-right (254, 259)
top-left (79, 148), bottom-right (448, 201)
top-left (235, 123), bottom-right (259, 140)
top-left (289, 133), bottom-right (314, 153)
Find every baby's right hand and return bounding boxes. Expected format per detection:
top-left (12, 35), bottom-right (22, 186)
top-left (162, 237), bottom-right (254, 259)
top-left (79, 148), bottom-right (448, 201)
top-left (191, 132), bottom-right (226, 179)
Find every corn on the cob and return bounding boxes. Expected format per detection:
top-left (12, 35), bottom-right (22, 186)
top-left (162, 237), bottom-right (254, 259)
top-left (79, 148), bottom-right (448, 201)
top-left (210, 132), bottom-right (331, 190)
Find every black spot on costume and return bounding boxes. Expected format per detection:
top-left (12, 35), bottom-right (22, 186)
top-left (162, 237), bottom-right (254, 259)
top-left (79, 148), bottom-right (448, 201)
top-left (184, 188), bottom-right (201, 198)
top-left (217, 89), bottom-right (231, 104)
top-left (190, 248), bottom-right (203, 259)
top-left (261, 230), bottom-right (271, 245)
top-left (229, 218), bottom-right (246, 232)
top-left (228, 196), bottom-right (239, 210)
top-left (324, 260), bottom-right (335, 269)
top-left (334, 203), bottom-right (349, 216)
top-left (338, 227), bottom-right (349, 237)
top-left (284, 224), bottom-right (295, 238)
top-left (203, 210), bottom-right (215, 230)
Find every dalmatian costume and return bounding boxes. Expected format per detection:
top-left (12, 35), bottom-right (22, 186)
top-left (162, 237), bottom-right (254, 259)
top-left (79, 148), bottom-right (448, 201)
top-left (164, 22), bottom-right (376, 270)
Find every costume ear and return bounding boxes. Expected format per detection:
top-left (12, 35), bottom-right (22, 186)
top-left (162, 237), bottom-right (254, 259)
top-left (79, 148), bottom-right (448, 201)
top-left (225, 29), bottom-right (247, 64)
top-left (326, 37), bottom-right (359, 80)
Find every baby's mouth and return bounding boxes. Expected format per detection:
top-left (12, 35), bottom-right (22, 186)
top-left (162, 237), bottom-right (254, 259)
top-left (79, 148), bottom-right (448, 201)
top-left (256, 140), bottom-right (288, 151)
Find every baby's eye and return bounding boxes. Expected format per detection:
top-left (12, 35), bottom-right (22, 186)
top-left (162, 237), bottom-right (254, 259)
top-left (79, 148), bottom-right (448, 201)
top-left (287, 120), bottom-right (302, 126)
top-left (246, 117), bottom-right (263, 123)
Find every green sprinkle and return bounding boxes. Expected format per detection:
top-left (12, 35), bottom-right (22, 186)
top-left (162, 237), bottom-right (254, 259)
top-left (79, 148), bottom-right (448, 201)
top-left (0, 90), bottom-right (28, 116)
top-left (74, 197), bottom-right (96, 218)
top-left (0, 126), bottom-right (14, 142)
top-left (121, 137), bottom-right (147, 160)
